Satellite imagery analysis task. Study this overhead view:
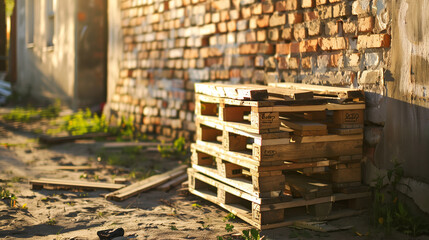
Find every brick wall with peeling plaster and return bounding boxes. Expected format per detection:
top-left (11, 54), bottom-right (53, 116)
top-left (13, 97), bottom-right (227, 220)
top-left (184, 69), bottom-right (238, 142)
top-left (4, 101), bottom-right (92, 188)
top-left (106, 0), bottom-right (429, 212)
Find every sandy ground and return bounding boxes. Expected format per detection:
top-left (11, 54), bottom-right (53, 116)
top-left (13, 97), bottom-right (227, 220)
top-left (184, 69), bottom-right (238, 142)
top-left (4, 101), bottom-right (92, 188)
top-left (0, 121), bottom-right (426, 240)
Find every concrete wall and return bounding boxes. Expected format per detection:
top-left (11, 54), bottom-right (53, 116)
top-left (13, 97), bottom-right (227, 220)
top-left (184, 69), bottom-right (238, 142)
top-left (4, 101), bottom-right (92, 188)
top-left (16, 0), bottom-right (76, 107)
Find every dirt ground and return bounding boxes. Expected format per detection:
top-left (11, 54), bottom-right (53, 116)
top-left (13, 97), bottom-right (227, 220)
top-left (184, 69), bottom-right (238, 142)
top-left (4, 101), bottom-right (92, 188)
top-left (0, 118), bottom-right (426, 240)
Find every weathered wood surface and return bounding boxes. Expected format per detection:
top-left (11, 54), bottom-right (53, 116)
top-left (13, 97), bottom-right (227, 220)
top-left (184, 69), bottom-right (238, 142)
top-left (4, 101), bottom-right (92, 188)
top-left (105, 165), bottom-right (187, 201)
top-left (30, 178), bottom-right (125, 191)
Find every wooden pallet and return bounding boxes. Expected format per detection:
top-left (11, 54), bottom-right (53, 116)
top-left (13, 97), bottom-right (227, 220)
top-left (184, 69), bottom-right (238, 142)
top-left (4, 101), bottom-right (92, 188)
top-left (195, 94), bottom-right (365, 134)
top-left (30, 178), bottom-right (126, 191)
top-left (188, 168), bottom-right (370, 230)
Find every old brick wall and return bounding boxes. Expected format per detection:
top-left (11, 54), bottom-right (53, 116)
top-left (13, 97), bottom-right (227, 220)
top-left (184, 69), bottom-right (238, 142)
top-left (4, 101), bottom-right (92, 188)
top-left (108, 0), bottom-right (391, 140)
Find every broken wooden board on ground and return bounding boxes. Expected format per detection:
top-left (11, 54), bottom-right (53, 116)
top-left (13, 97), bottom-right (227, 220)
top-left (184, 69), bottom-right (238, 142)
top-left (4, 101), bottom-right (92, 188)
top-left (157, 173), bottom-right (188, 192)
top-left (39, 132), bottom-right (111, 144)
top-left (98, 141), bottom-right (172, 149)
top-left (33, 165), bottom-right (99, 172)
top-left (105, 165), bottom-right (188, 201)
top-left (30, 178), bottom-right (125, 191)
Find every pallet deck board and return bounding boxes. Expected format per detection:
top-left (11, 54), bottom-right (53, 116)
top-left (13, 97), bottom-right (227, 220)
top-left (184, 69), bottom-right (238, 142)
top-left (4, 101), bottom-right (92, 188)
top-left (30, 178), bottom-right (126, 191)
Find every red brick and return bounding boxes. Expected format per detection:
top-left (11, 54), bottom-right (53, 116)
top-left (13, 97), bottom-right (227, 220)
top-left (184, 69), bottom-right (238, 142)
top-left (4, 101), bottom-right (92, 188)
top-left (276, 43), bottom-right (291, 55)
top-left (333, 2), bottom-right (349, 17)
top-left (316, 0), bottom-right (328, 5)
top-left (269, 12), bottom-right (286, 27)
top-left (302, 0), bottom-right (315, 8)
top-left (220, 10), bottom-right (230, 22)
top-left (241, 7), bottom-right (252, 19)
top-left (358, 16), bottom-right (374, 33)
top-left (276, 1), bottom-right (287, 11)
top-left (290, 42), bottom-right (300, 53)
top-left (268, 28), bottom-right (279, 41)
top-left (217, 22), bottom-right (227, 32)
top-left (257, 30), bottom-right (267, 42)
top-left (357, 34), bottom-right (391, 49)
top-left (318, 5), bottom-right (332, 19)
top-left (252, 3), bottom-right (262, 15)
top-left (288, 13), bottom-right (303, 24)
top-left (258, 43), bottom-right (274, 54)
top-left (282, 27), bottom-right (293, 40)
top-left (325, 20), bottom-right (338, 36)
top-left (329, 0), bottom-right (342, 2)
top-left (318, 37), bottom-right (347, 51)
top-left (230, 69), bottom-right (241, 78)
top-left (249, 16), bottom-right (257, 29)
top-left (343, 20), bottom-right (357, 34)
top-left (308, 21), bottom-right (321, 36)
top-left (263, 2), bottom-right (274, 13)
top-left (304, 11), bottom-right (319, 21)
top-left (299, 39), bottom-right (318, 52)
top-left (255, 55), bottom-right (265, 67)
top-left (293, 25), bottom-right (307, 41)
top-left (285, 0), bottom-right (298, 10)
top-left (227, 21), bottom-right (237, 32)
top-left (329, 53), bottom-right (344, 67)
top-left (301, 57), bottom-right (313, 69)
top-left (264, 57), bottom-right (277, 69)
top-left (278, 57), bottom-right (299, 69)
top-left (257, 15), bottom-right (270, 28)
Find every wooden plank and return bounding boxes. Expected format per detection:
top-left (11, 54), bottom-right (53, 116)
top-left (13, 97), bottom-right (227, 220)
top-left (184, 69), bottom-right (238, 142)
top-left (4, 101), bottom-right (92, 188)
top-left (99, 141), bottom-right (171, 149)
top-left (30, 178), bottom-right (125, 191)
top-left (157, 174), bottom-right (188, 192)
top-left (243, 84), bottom-right (314, 100)
top-left (292, 134), bottom-right (363, 143)
top-left (197, 115), bottom-right (290, 142)
top-left (105, 165), bottom-right (188, 201)
top-left (33, 165), bottom-right (99, 171)
top-left (39, 132), bottom-right (111, 144)
top-left (268, 83), bottom-right (364, 100)
top-left (196, 94), bottom-right (274, 107)
top-left (260, 192), bottom-right (371, 211)
top-left (253, 140), bottom-right (363, 161)
top-left (257, 103), bottom-right (365, 113)
top-left (329, 128), bottom-right (363, 135)
top-left (195, 83), bottom-right (268, 100)
top-left (284, 172), bottom-right (332, 199)
top-left (280, 118), bottom-right (327, 131)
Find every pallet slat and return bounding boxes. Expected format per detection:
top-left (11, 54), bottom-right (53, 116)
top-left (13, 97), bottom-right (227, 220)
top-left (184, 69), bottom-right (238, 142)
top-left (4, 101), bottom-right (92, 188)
top-left (30, 178), bottom-right (125, 191)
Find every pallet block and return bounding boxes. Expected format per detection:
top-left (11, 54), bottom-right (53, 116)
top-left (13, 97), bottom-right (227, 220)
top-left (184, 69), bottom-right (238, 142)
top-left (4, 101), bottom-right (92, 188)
top-left (188, 168), bottom-right (370, 230)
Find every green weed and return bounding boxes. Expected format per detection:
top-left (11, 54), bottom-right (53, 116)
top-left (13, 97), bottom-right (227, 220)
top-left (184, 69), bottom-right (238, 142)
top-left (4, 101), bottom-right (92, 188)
top-left (1, 186), bottom-right (17, 208)
top-left (372, 161), bottom-right (429, 236)
top-left (225, 223), bottom-right (234, 232)
top-left (3, 100), bottom-right (61, 123)
top-left (158, 137), bottom-right (187, 158)
top-left (46, 218), bottom-right (57, 225)
top-left (242, 229), bottom-right (262, 240)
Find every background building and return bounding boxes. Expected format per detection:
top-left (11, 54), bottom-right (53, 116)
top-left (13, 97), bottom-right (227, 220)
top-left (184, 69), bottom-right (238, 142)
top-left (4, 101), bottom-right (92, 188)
top-left (15, 0), bottom-right (107, 109)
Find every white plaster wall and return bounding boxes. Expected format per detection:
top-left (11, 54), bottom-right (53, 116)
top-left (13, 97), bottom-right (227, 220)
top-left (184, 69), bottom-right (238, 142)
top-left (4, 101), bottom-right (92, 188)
top-left (16, 0), bottom-right (76, 107)
top-left (104, 0), bottom-right (123, 117)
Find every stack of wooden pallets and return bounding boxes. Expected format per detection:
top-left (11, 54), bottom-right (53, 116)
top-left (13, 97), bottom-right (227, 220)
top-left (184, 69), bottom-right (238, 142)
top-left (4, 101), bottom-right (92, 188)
top-left (188, 82), bottom-right (370, 230)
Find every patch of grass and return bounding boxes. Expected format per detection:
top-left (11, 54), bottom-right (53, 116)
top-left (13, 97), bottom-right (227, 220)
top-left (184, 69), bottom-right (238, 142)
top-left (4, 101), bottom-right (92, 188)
top-left (46, 218), bottom-right (57, 225)
top-left (48, 108), bottom-right (108, 136)
top-left (242, 229), bottom-right (263, 240)
top-left (170, 225), bottom-right (178, 230)
top-left (158, 137), bottom-right (188, 158)
top-left (1, 186), bottom-right (17, 208)
top-left (3, 100), bottom-right (61, 123)
top-left (223, 213), bottom-right (236, 222)
top-left (192, 203), bottom-right (201, 209)
top-left (225, 223), bottom-right (234, 232)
